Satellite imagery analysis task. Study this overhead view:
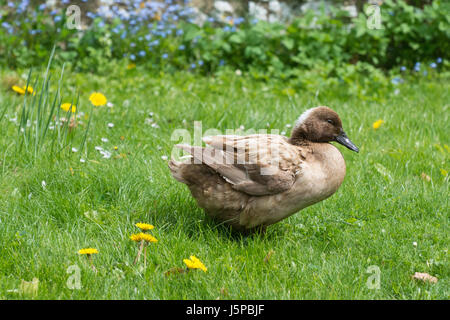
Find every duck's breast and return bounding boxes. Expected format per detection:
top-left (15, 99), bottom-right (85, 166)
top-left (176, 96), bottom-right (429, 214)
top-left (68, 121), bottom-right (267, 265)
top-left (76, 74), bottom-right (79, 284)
top-left (245, 143), bottom-right (346, 227)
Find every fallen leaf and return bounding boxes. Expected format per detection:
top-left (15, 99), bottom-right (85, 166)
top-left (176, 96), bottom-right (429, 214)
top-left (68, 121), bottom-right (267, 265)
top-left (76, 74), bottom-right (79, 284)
top-left (412, 272), bottom-right (438, 283)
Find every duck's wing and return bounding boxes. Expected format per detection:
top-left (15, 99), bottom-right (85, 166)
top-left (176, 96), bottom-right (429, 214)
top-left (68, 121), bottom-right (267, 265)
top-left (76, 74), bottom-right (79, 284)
top-left (176, 134), bottom-right (302, 196)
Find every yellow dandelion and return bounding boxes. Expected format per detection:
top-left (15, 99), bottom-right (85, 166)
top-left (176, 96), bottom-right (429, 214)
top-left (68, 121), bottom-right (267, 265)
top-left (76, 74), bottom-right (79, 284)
top-left (130, 232), bottom-right (158, 243)
top-left (372, 119), bottom-right (384, 129)
top-left (135, 222), bottom-right (154, 231)
top-left (78, 248), bottom-right (99, 255)
top-left (183, 255), bottom-right (207, 272)
top-left (25, 86), bottom-right (34, 95)
top-left (89, 92), bottom-right (107, 107)
top-left (12, 85), bottom-right (34, 95)
top-left (12, 85), bottom-right (25, 95)
top-left (60, 102), bottom-right (76, 113)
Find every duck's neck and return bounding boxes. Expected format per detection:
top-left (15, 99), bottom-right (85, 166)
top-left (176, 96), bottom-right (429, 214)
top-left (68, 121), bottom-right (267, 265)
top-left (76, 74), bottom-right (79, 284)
top-left (288, 125), bottom-right (311, 146)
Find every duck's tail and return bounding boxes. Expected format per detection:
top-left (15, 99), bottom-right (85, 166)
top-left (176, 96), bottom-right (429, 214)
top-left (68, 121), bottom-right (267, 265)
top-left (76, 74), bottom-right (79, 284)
top-left (168, 158), bottom-right (190, 184)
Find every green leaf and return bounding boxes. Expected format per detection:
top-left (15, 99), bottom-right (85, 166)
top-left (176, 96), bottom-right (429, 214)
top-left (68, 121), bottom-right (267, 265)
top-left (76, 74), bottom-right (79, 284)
top-left (281, 38), bottom-right (295, 50)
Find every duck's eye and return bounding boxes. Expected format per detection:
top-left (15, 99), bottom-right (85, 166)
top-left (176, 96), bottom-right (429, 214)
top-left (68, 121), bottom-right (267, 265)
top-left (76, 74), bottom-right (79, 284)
top-left (327, 119), bottom-right (334, 125)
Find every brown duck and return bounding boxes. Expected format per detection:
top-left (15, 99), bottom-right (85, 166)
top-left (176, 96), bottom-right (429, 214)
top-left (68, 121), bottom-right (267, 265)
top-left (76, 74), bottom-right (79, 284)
top-left (168, 106), bottom-right (359, 234)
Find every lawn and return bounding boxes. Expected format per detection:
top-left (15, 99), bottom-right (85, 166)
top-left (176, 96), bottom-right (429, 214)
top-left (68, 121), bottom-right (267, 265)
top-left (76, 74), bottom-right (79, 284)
top-left (0, 65), bottom-right (448, 300)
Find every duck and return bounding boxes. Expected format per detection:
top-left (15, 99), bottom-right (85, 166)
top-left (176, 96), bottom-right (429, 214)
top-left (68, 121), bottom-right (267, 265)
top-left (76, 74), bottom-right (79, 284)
top-left (168, 106), bottom-right (359, 234)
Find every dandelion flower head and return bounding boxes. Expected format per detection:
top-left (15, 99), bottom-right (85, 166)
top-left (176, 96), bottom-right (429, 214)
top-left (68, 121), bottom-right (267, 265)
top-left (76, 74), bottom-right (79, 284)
top-left (12, 85), bottom-right (34, 95)
top-left (130, 233), bottom-right (158, 243)
top-left (135, 223), bottom-right (154, 231)
top-left (60, 103), bottom-right (76, 113)
top-left (372, 119), bottom-right (384, 129)
top-left (78, 248), bottom-right (99, 255)
top-left (89, 92), bottom-right (107, 106)
top-left (183, 255), bottom-right (207, 272)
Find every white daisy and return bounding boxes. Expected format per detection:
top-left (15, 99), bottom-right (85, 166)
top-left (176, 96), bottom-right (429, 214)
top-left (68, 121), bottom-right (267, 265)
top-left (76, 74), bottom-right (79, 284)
top-left (100, 150), bottom-right (112, 159)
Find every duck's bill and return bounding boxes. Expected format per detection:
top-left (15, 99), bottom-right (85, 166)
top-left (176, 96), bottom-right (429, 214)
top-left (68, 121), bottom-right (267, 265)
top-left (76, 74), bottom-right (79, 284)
top-left (336, 132), bottom-right (359, 153)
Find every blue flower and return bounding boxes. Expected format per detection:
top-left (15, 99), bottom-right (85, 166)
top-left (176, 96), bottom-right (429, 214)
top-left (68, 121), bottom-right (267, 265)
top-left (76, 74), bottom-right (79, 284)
top-left (1, 22), bottom-right (11, 29)
top-left (430, 62), bottom-right (437, 68)
top-left (17, 0), bottom-right (30, 14)
top-left (400, 66), bottom-right (406, 71)
top-left (54, 16), bottom-right (62, 23)
top-left (414, 62), bottom-right (420, 72)
top-left (162, 53), bottom-right (168, 59)
top-left (178, 45), bottom-right (185, 50)
top-left (130, 54), bottom-right (136, 61)
top-left (423, 70), bottom-right (428, 76)
top-left (190, 63), bottom-right (196, 69)
top-left (234, 17), bottom-right (245, 25)
top-left (436, 57), bottom-right (442, 63)
top-left (198, 60), bottom-right (204, 66)
top-left (219, 59), bottom-right (225, 66)
top-left (139, 50), bottom-right (146, 57)
top-left (1, 22), bottom-right (13, 33)
top-left (391, 77), bottom-right (403, 85)
top-left (38, 3), bottom-right (46, 10)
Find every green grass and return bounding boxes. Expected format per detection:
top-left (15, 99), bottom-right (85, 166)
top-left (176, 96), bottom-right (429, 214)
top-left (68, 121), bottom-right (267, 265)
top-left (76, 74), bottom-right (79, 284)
top-left (0, 66), bottom-right (448, 300)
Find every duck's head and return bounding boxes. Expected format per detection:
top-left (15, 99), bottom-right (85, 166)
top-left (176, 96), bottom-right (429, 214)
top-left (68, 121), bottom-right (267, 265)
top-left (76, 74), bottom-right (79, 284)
top-left (290, 106), bottom-right (359, 152)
